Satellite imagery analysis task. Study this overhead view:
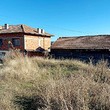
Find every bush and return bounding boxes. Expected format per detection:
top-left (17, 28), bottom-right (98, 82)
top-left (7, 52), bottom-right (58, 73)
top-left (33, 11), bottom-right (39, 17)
top-left (0, 52), bottom-right (110, 110)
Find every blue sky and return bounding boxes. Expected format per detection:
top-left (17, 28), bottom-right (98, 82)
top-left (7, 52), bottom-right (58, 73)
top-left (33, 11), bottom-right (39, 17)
top-left (0, 0), bottom-right (110, 41)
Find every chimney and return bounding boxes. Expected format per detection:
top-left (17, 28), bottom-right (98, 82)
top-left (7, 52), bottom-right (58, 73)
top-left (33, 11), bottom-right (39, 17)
top-left (41, 29), bottom-right (45, 34)
top-left (4, 24), bottom-right (9, 29)
top-left (37, 28), bottom-right (41, 34)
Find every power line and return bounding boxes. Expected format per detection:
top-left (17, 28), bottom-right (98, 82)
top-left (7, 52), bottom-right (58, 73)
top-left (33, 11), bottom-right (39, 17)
top-left (38, 24), bottom-right (91, 35)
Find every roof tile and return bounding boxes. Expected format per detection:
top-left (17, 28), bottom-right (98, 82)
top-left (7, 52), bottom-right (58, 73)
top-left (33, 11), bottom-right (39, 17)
top-left (51, 35), bottom-right (110, 49)
top-left (0, 24), bottom-right (52, 36)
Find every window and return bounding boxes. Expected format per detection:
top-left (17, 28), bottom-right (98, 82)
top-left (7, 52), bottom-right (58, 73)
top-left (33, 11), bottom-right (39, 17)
top-left (12, 38), bottom-right (20, 46)
top-left (0, 39), bottom-right (3, 46)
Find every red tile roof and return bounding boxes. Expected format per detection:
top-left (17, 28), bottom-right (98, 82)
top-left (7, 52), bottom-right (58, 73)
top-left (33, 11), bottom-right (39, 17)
top-left (51, 35), bottom-right (110, 49)
top-left (0, 24), bottom-right (52, 36)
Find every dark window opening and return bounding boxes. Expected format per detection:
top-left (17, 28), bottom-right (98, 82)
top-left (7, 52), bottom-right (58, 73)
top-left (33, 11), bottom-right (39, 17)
top-left (0, 39), bottom-right (3, 46)
top-left (12, 38), bottom-right (20, 46)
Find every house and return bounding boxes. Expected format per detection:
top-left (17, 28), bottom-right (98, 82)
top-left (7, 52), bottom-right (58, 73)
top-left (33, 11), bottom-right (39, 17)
top-left (0, 24), bottom-right (53, 58)
top-left (51, 35), bottom-right (110, 62)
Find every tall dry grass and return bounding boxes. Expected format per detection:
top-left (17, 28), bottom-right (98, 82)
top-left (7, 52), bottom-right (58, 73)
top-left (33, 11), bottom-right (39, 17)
top-left (0, 50), bottom-right (110, 110)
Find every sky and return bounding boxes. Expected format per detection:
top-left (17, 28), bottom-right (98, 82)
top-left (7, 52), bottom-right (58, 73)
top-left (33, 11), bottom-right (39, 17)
top-left (0, 0), bottom-right (110, 41)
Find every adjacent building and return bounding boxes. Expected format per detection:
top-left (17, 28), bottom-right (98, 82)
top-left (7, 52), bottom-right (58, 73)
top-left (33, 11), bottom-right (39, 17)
top-left (0, 24), bottom-right (53, 57)
top-left (51, 35), bottom-right (110, 62)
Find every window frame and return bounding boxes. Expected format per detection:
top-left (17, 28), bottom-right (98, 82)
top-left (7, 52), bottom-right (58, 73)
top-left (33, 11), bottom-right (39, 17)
top-left (12, 38), bottom-right (20, 46)
top-left (0, 39), bottom-right (3, 47)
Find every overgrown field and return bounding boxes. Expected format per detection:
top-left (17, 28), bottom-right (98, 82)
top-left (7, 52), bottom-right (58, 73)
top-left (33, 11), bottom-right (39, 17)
top-left (0, 52), bottom-right (110, 110)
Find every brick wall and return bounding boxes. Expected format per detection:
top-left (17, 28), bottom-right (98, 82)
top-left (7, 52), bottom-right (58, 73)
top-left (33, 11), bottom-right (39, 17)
top-left (0, 33), bottom-right (24, 51)
top-left (43, 37), bottom-right (51, 50)
top-left (24, 35), bottom-right (51, 50)
top-left (0, 33), bottom-right (51, 51)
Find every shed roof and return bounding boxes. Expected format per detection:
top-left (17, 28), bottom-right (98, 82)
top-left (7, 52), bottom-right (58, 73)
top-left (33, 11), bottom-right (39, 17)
top-left (51, 35), bottom-right (110, 49)
top-left (0, 24), bottom-right (53, 37)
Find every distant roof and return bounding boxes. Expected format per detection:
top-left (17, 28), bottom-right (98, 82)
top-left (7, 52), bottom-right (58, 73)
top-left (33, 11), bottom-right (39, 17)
top-left (51, 35), bottom-right (110, 49)
top-left (0, 24), bottom-right (53, 36)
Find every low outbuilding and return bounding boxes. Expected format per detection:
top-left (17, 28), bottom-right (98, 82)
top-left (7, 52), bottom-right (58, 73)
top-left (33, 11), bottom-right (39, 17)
top-left (51, 35), bottom-right (110, 62)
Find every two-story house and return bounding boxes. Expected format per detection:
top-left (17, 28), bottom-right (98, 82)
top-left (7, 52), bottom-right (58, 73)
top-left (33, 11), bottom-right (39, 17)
top-left (0, 24), bottom-right (53, 58)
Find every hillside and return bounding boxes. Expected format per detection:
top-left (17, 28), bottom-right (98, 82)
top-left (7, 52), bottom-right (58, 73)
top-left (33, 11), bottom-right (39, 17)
top-left (0, 53), bottom-right (110, 110)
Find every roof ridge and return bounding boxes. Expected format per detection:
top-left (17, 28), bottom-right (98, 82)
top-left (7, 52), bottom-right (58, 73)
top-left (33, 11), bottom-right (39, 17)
top-left (22, 24), bottom-right (37, 32)
top-left (60, 35), bottom-right (110, 39)
top-left (21, 24), bottom-right (25, 33)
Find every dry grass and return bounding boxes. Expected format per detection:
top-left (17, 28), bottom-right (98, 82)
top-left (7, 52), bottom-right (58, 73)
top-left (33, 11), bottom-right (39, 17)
top-left (0, 51), bottom-right (110, 110)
